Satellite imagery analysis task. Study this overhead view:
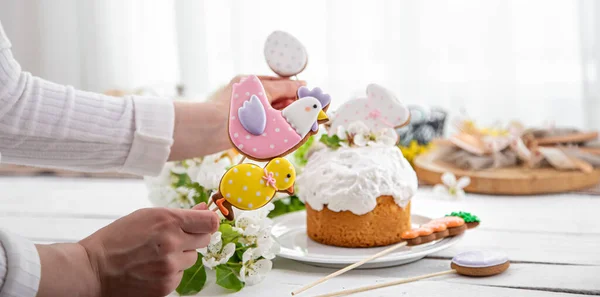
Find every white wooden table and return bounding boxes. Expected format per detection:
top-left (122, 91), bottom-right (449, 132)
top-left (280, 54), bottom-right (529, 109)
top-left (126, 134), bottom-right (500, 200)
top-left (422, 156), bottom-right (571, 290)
top-left (1, 176), bottom-right (599, 296)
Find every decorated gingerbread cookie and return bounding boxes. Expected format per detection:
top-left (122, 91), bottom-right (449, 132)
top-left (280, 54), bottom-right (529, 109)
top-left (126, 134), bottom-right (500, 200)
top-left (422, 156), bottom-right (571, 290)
top-left (212, 157), bottom-right (296, 221)
top-left (400, 227), bottom-right (436, 246)
top-left (264, 31), bottom-right (308, 77)
top-left (446, 211), bottom-right (480, 229)
top-left (328, 84), bottom-right (410, 138)
top-left (451, 250), bottom-right (510, 277)
top-left (228, 75), bottom-right (330, 161)
top-left (400, 213), bottom-right (478, 246)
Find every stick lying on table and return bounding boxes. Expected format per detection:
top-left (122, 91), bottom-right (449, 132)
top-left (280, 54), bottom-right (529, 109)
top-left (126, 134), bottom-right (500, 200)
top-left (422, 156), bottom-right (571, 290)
top-left (313, 270), bottom-right (457, 297)
top-left (291, 241), bottom-right (408, 296)
top-left (291, 213), bottom-right (479, 296)
top-left (314, 250), bottom-right (509, 297)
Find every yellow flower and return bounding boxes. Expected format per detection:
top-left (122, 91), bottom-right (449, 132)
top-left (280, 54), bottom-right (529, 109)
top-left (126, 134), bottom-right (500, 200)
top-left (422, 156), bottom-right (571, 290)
top-left (399, 140), bottom-right (432, 166)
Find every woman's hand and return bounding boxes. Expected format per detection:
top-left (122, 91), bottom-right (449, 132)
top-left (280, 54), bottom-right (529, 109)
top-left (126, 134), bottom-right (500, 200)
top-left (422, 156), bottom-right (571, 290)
top-left (35, 203), bottom-right (219, 297)
top-left (81, 203), bottom-right (218, 297)
top-left (209, 75), bottom-right (306, 111)
top-left (169, 75), bottom-right (305, 160)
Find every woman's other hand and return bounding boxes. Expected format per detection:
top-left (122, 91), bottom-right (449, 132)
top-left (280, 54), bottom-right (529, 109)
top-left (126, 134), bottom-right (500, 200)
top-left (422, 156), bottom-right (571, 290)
top-left (169, 76), bottom-right (305, 160)
top-left (75, 203), bottom-right (218, 297)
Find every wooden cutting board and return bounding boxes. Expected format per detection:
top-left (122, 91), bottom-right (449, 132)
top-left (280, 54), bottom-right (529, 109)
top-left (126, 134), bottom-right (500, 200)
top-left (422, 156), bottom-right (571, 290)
top-left (414, 153), bottom-right (600, 195)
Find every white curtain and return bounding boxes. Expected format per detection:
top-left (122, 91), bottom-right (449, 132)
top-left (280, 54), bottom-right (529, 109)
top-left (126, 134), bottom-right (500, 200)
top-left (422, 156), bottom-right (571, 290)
top-left (1, 0), bottom-right (596, 131)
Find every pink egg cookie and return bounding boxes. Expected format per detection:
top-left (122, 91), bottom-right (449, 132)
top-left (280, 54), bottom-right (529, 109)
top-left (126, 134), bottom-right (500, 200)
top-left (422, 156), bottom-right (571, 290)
top-left (328, 84), bottom-right (410, 136)
top-left (264, 31), bottom-right (308, 77)
top-left (228, 76), bottom-right (330, 161)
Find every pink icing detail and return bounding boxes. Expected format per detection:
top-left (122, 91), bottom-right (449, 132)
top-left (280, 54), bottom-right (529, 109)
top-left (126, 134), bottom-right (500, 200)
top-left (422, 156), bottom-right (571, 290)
top-left (368, 109), bottom-right (382, 119)
top-left (228, 76), bottom-right (302, 159)
top-left (328, 84), bottom-right (409, 135)
top-left (263, 169), bottom-right (277, 189)
top-left (366, 108), bottom-right (394, 128)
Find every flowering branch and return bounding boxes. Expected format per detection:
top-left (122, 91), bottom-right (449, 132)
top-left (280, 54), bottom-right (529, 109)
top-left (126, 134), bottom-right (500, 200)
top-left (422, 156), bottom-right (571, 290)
top-left (144, 150), bottom-right (281, 295)
top-left (319, 121), bottom-right (398, 150)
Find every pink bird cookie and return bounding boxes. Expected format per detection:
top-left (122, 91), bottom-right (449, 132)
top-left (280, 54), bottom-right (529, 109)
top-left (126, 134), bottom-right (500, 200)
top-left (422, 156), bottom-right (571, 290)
top-left (328, 84), bottom-right (410, 136)
top-left (228, 76), bottom-right (330, 161)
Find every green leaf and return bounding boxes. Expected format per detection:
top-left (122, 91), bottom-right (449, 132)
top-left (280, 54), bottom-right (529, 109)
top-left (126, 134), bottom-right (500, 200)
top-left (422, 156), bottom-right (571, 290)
top-left (233, 242), bottom-right (246, 262)
top-left (268, 199), bottom-right (291, 218)
top-left (293, 135), bottom-right (315, 166)
top-left (219, 224), bottom-right (241, 245)
top-left (176, 252), bottom-right (206, 295)
top-left (319, 134), bottom-right (342, 149)
top-left (172, 171), bottom-right (193, 188)
top-left (228, 262), bottom-right (242, 275)
top-left (216, 265), bottom-right (245, 292)
top-left (268, 195), bottom-right (305, 218)
top-left (187, 182), bottom-right (212, 205)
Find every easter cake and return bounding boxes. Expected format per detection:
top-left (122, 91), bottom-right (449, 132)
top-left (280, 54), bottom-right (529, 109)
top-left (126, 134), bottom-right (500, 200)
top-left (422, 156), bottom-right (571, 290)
top-left (296, 84), bottom-right (417, 248)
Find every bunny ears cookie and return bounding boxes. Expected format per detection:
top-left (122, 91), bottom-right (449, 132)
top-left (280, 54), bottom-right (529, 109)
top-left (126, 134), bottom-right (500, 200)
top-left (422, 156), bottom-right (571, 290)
top-left (328, 84), bottom-right (411, 136)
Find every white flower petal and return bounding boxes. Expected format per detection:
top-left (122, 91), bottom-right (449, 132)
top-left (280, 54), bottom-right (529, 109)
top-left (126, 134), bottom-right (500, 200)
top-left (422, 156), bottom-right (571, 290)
top-left (197, 247), bottom-right (208, 255)
top-left (353, 134), bottom-right (368, 147)
top-left (239, 265), bottom-right (248, 282)
top-left (170, 165), bottom-right (187, 175)
top-left (234, 216), bottom-right (261, 236)
top-left (206, 232), bottom-right (223, 254)
top-left (262, 240), bottom-right (280, 260)
top-left (347, 121), bottom-right (369, 135)
top-left (455, 189), bottom-right (466, 199)
top-left (243, 259), bottom-right (273, 286)
top-left (456, 176), bottom-right (471, 189)
top-left (367, 140), bottom-right (379, 147)
top-left (376, 136), bottom-right (394, 146)
top-left (202, 257), bottom-right (220, 269)
top-left (336, 126), bottom-right (347, 140)
top-left (242, 248), bottom-right (254, 264)
top-left (433, 184), bottom-right (448, 195)
top-left (441, 172), bottom-right (457, 187)
top-left (218, 243), bottom-right (236, 265)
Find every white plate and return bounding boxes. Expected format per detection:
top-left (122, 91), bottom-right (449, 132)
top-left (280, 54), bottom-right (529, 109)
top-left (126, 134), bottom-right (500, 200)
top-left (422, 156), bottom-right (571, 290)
top-left (271, 211), bottom-right (463, 269)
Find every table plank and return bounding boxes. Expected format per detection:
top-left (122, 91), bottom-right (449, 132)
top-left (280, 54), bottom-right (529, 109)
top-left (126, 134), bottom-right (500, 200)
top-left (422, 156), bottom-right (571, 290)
top-left (3, 177), bottom-right (600, 236)
top-left (413, 188), bottom-right (600, 235)
top-left (179, 277), bottom-right (593, 297)
top-left (272, 258), bottom-right (600, 295)
top-left (0, 216), bottom-right (112, 242)
top-left (431, 229), bottom-right (600, 265)
top-left (9, 218), bottom-right (600, 266)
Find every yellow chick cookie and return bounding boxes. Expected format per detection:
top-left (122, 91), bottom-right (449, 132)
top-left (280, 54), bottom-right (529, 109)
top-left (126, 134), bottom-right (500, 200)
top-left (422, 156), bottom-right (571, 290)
top-left (212, 157), bottom-right (296, 220)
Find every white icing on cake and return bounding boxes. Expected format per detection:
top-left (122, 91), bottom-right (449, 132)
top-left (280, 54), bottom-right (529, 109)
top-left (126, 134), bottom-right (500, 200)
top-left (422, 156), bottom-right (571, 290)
top-left (296, 146), bottom-right (418, 215)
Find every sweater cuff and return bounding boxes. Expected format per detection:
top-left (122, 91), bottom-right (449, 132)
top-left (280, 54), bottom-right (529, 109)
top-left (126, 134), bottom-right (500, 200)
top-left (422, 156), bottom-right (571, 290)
top-left (0, 22), bottom-right (11, 49)
top-left (122, 96), bottom-right (175, 176)
top-left (0, 229), bottom-right (41, 297)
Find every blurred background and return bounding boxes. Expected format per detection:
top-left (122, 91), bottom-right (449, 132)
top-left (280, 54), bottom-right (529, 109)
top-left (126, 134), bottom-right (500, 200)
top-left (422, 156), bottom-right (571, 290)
top-left (1, 0), bottom-right (600, 130)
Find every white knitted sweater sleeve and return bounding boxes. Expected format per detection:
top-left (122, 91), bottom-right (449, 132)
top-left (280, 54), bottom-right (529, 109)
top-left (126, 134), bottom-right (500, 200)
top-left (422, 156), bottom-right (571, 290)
top-left (0, 21), bottom-right (174, 176)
